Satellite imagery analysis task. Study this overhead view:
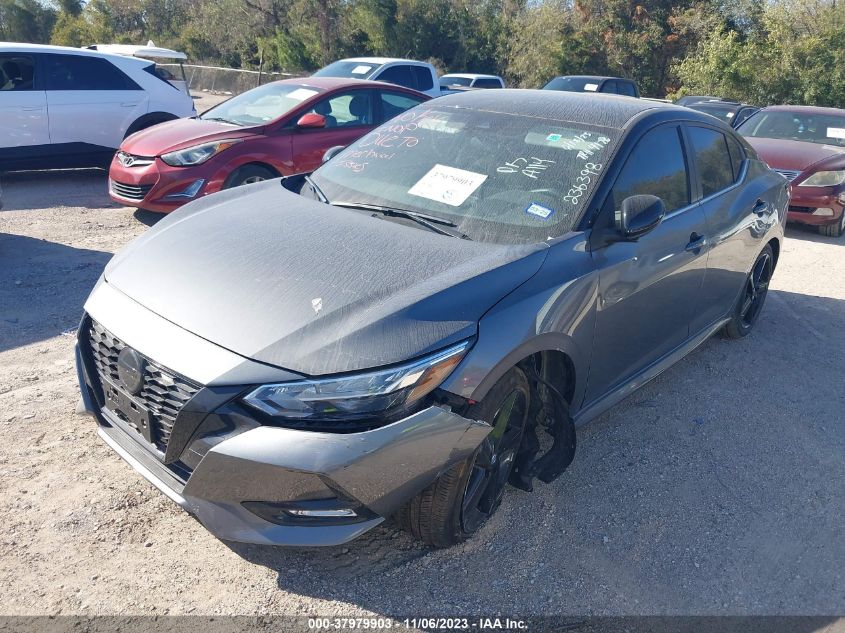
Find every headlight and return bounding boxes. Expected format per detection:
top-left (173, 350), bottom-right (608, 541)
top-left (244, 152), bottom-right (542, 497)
top-left (243, 341), bottom-right (470, 422)
top-left (160, 139), bottom-right (241, 167)
top-left (798, 170), bottom-right (845, 187)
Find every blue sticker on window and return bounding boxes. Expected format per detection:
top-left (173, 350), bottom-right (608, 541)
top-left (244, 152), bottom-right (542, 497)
top-left (546, 133), bottom-right (562, 142)
top-left (525, 202), bottom-right (556, 220)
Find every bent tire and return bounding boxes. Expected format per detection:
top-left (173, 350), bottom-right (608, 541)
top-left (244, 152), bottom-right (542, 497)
top-left (396, 367), bottom-right (530, 547)
top-left (723, 244), bottom-right (774, 339)
top-left (819, 213), bottom-right (845, 238)
top-left (224, 165), bottom-right (277, 189)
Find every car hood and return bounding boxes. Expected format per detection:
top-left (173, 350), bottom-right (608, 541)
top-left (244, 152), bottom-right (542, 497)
top-left (122, 118), bottom-right (260, 156)
top-left (104, 181), bottom-right (548, 376)
top-left (745, 136), bottom-right (845, 172)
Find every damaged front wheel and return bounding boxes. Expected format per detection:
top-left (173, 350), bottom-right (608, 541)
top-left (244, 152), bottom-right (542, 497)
top-left (396, 368), bottom-right (530, 547)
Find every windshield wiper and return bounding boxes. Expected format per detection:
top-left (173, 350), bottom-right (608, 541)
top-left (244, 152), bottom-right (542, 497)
top-left (331, 201), bottom-right (471, 240)
top-left (304, 174), bottom-right (328, 202)
top-left (203, 116), bottom-right (240, 125)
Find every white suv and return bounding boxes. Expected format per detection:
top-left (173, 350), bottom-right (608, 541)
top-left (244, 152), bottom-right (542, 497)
top-left (0, 43), bottom-right (196, 171)
top-left (313, 57), bottom-right (441, 98)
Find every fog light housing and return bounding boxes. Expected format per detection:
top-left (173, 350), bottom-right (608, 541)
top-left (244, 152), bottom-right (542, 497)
top-left (813, 207), bottom-right (835, 217)
top-left (242, 499), bottom-right (375, 526)
top-left (163, 179), bottom-right (205, 200)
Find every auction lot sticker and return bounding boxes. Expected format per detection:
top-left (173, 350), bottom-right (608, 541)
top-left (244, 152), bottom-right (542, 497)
top-left (408, 164), bottom-right (487, 207)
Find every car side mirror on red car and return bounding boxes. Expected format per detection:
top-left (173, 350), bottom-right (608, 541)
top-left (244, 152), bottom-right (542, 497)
top-left (297, 113), bottom-right (327, 129)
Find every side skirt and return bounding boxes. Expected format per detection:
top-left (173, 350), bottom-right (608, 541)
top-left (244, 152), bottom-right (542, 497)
top-left (573, 317), bottom-right (730, 428)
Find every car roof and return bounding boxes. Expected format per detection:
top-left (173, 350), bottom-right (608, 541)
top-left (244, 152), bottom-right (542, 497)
top-left (265, 76), bottom-right (421, 92)
top-left (435, 89), bottom-right (693, 129)
top-left (338, 57), bottom-right (427, 65)
top-left (0, 41), bottom-right (149, 66)
top-left (441, 73), bottom-right (501, 80)
top-left (551, 75), bottom-right (634, 82)
top-left (762, 104), bottom-right (845, 116)
top-left (86, 43), bottom-right (187, 60)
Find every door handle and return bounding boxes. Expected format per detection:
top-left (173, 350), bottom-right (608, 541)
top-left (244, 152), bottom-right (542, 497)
top-left (685, 232), bottom-right (707, 253)
top-left (752, 199), bottom-right (770, 216)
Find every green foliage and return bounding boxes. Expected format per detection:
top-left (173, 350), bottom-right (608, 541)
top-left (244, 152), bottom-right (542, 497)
top-left (2, 0), bottom-right (845, 103)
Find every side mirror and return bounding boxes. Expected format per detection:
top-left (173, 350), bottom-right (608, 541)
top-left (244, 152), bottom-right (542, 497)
top-left (322, 145), bottom-right (345, 164)
top-left (616, 195), bottom-right (665, 239)
top-left (296, 113), bottom-right (327, 129)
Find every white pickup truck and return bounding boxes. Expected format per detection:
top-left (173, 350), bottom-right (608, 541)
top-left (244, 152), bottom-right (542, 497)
top-left (313, 57), bottom-right (442, 98)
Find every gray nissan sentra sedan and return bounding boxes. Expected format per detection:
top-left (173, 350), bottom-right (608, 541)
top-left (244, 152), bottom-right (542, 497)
top-left (76, 90), bottom-right (788, 548)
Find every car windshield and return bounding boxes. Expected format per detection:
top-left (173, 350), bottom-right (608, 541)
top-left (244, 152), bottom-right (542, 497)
top-left (687, 103), bottom-right (739, 124)
top-left (543, 77), bottom-right (600, 93)
top-left (738, 110), bottom-right (845, 147)
top-left (313, 61), bottom-right (378, 79)
top-left (440, 76), bottom-right (472, 87)
top-left (200, 83), bottom-right (325, 126)
top-left (310, 105), bottom-right (621, 244)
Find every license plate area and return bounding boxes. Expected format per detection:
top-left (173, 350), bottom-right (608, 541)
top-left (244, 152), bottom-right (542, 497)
top-left (103, 379), bottom-right (155, 445)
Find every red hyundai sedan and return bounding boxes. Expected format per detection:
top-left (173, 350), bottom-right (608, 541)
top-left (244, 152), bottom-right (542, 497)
top-left (738, 105), bottom-right (845, 237)
top-left (108, 77), bottom-right (428, 212)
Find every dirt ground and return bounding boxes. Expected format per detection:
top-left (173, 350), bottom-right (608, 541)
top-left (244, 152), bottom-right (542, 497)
top-left (1, 100), bottom-right (844, 618)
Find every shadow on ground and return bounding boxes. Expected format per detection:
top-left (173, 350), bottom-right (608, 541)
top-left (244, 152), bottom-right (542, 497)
top-left (134, 209), bottom-right (166, 227)
top-left (228, 289), bottom-right (845, 615)
top-left (0, 234), bottom-right (111, 351)
top-left (0, 169), bottom-right (115, 212)
top-left (785, 223), bottom-right (845, 245)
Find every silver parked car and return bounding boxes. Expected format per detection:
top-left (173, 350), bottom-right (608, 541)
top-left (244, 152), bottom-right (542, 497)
top-left (76, 90), bottom-right (787, 547)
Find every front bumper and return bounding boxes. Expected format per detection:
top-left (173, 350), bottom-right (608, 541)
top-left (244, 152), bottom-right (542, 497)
top-left (787, 186), bottom-right (844, 226)
top-left (108, 153), bottom-right (220, 213)
top-left (75, 284), bottom-right (490, 546)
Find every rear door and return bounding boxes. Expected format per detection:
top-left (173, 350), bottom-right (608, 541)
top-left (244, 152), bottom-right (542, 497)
top-left (44, 53), bottom-right (148, 152)
top-left (688, 124), bottom-right (780, 331)
top-left (0, 52), bottom-right (49, 153)
top-left (586, 124), bottom-right (709, 404)
top-left (289, 89), bottom-right (375, 172)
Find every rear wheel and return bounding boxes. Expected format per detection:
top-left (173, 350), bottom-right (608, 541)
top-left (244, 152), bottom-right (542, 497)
top-left (819, 212), bottom-right (845, 238)
top-left (396, 367), bottom-right (530, 547)
top-left (224, 165), bottom-right (277, 189)
top-left (724, 244), bottom-right (774, 339)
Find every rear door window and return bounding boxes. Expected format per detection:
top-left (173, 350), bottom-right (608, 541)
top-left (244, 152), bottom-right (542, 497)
top-left (688, 126), bottom-right (736, 197)
top-left (0, 54), bottom-right (36, 91)
top-left (411, 66), bottom-right (433, 92)
top-left (473, 78), bottom-right (503, 88)
top-left (44, 54), bottom-right (140, 91)
top-left (601, 80), bottom-right (618, 94)
top-left (609, 125), bottom-right (690, 213)
top-left (376, 65), bottom-right (415, 90)
top-left (377, 91), bottom-right (426, 123)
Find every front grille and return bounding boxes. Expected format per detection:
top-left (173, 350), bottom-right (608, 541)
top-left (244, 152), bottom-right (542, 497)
top-left (87, 320), bottom-right (200, 454)
top-left (775, 169), bottom-right (801, 182)
top-left (789, 205), bottom-right (815, 213)
top-left (115, 151), bottom-right (154, 168)
top-left (110, 179), bottom-right (153, 201)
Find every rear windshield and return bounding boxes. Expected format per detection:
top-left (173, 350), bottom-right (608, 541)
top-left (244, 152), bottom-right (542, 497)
top-left (543, 77), bottom-right (601, 93)
top-left (311, 105), bottom-right (621, 244)
top-left (738, 110), bottom-right (845, 147)
top-left (200, 83), bottom-right (324, 126)
top-left (313, 61), bottom-right (378, 79)
top-left (687, 103), bottom-right (739, 124)
top-left (440, 76), bottom-right (472, 87)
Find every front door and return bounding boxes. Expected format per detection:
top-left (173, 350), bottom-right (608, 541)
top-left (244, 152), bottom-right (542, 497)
top-left (586, 124), bottom-right (709, 404)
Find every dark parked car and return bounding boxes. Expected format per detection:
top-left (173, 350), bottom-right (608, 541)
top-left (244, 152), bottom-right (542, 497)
top-left (686, 100), bottom-right (759, 129)
top-left (76, 91), bottom-right (786, 548)
top-left (543, 75), bottom-right (639, 98)
top-left (738, 105), bottom-right (845, 237)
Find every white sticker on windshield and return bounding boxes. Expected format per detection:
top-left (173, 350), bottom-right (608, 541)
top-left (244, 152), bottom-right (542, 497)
top-left (827, 127), bottom-right (845, 139)
top-left (288, 88), bottom-right (319, 101)
top-left (408, 164), bottom-right (487, 207)
top-left (352, 65), bottom-right (373, 75)
top-left (584, 83), bottom-right (599, 92)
